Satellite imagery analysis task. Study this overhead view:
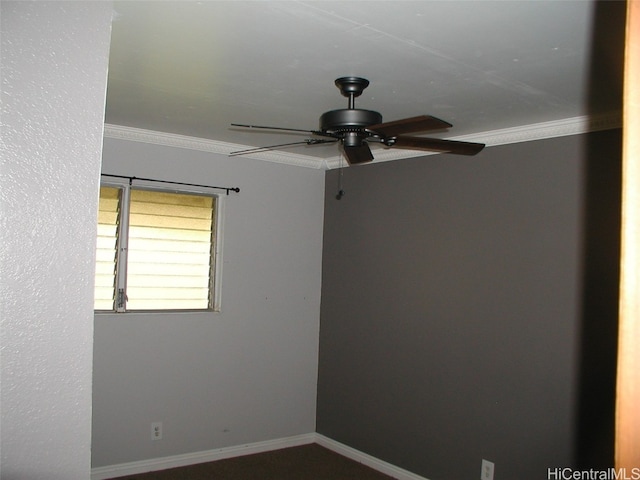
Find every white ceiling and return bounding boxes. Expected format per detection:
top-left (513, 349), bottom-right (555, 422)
top-left (104, 0), bottom-right (625, 168)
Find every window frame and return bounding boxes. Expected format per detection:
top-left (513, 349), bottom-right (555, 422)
top-left (95, 178), bottom-right (224, 314)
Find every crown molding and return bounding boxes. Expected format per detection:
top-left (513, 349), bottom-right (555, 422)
top-left (104, 111), bottom-right (621, 171)
top-left (324, 111), bottom-right (623, 169)
top-left (103, 124), bottom-right (325, 169)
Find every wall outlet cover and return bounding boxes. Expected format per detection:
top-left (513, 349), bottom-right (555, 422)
top-left (151, 422), bottom-right (163, 441)
top-left (481, 459), bottom-right (495, 480)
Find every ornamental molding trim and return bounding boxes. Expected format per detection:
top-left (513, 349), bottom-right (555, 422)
top-left (102, 124), bottom-right (325, 169)
top-left (104, 111), bottom-right (621, 171)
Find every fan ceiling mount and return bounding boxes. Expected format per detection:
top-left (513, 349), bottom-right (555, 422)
top-left (231, 77), bottom-right (485, 165)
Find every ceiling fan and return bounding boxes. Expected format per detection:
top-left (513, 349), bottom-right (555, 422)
top-left (230, 77), bottom-right (485, 165)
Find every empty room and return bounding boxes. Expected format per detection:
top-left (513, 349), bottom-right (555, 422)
top-left (3, 1), bottom-right (639, 479)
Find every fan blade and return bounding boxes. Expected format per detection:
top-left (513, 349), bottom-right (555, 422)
top-left (343, 142), bottom-right (374, 165)
top-left (391, 136), bottom-right (485, 156)
top-left (229, 139), bottom-right (337, 156)
top-left (366, 115), bottom-right (452, 138)
top-left (231, 123), bottom-right (337, 140)
top-left (231, 123), bottom-right (318, 135)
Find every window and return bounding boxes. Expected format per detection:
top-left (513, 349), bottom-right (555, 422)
top-left (94, 183), bottom-right (219, 312)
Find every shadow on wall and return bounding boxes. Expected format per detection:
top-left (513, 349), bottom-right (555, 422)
top-left (574, 0), bottom-right (626, 468)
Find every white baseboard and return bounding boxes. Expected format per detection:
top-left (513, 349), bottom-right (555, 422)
top-left (90, 433), bottom-right (316, 480)
top-left (314, 434), bottom-right (430, 480)
top-left (91, 432), bottom-right (430, 480)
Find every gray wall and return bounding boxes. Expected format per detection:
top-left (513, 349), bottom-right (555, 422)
top-left (92, 138), bottom-right (325, 467)
top-left (317, 130), bottom-right (621, 479)
top-left (1, 2), bottom-right (112, 478)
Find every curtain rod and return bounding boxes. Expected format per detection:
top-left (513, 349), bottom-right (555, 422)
top-left (101, 174), bottom-right (240, 195)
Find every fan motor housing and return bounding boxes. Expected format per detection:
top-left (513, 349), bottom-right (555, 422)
top-left (319, 109), bottom-right (383, 133)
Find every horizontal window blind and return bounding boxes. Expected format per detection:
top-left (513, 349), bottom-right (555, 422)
top-left (94, 186), bottom-right (120, 310)
top-left (125, 189), bottom-right (215, 310)
top-left (93, 186), bottom-right (217, 312)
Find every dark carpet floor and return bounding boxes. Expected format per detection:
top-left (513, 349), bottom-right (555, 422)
top-left (108, 443), bottom-right (396, 480)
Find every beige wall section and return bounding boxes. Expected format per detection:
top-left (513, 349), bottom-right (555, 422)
top-left (616, 0), bottom-right (640, 468)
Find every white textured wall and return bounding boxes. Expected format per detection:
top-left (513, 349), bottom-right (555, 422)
top-left (92, 139), bottom-right (325, 467)
top-left (0, 2), bottom-right (112, 479)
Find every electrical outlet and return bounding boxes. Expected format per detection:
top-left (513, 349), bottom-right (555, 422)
top-left (151, 422), bottom-right (163, 441)
top-left (481, 459), bottom-right (494, 480)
